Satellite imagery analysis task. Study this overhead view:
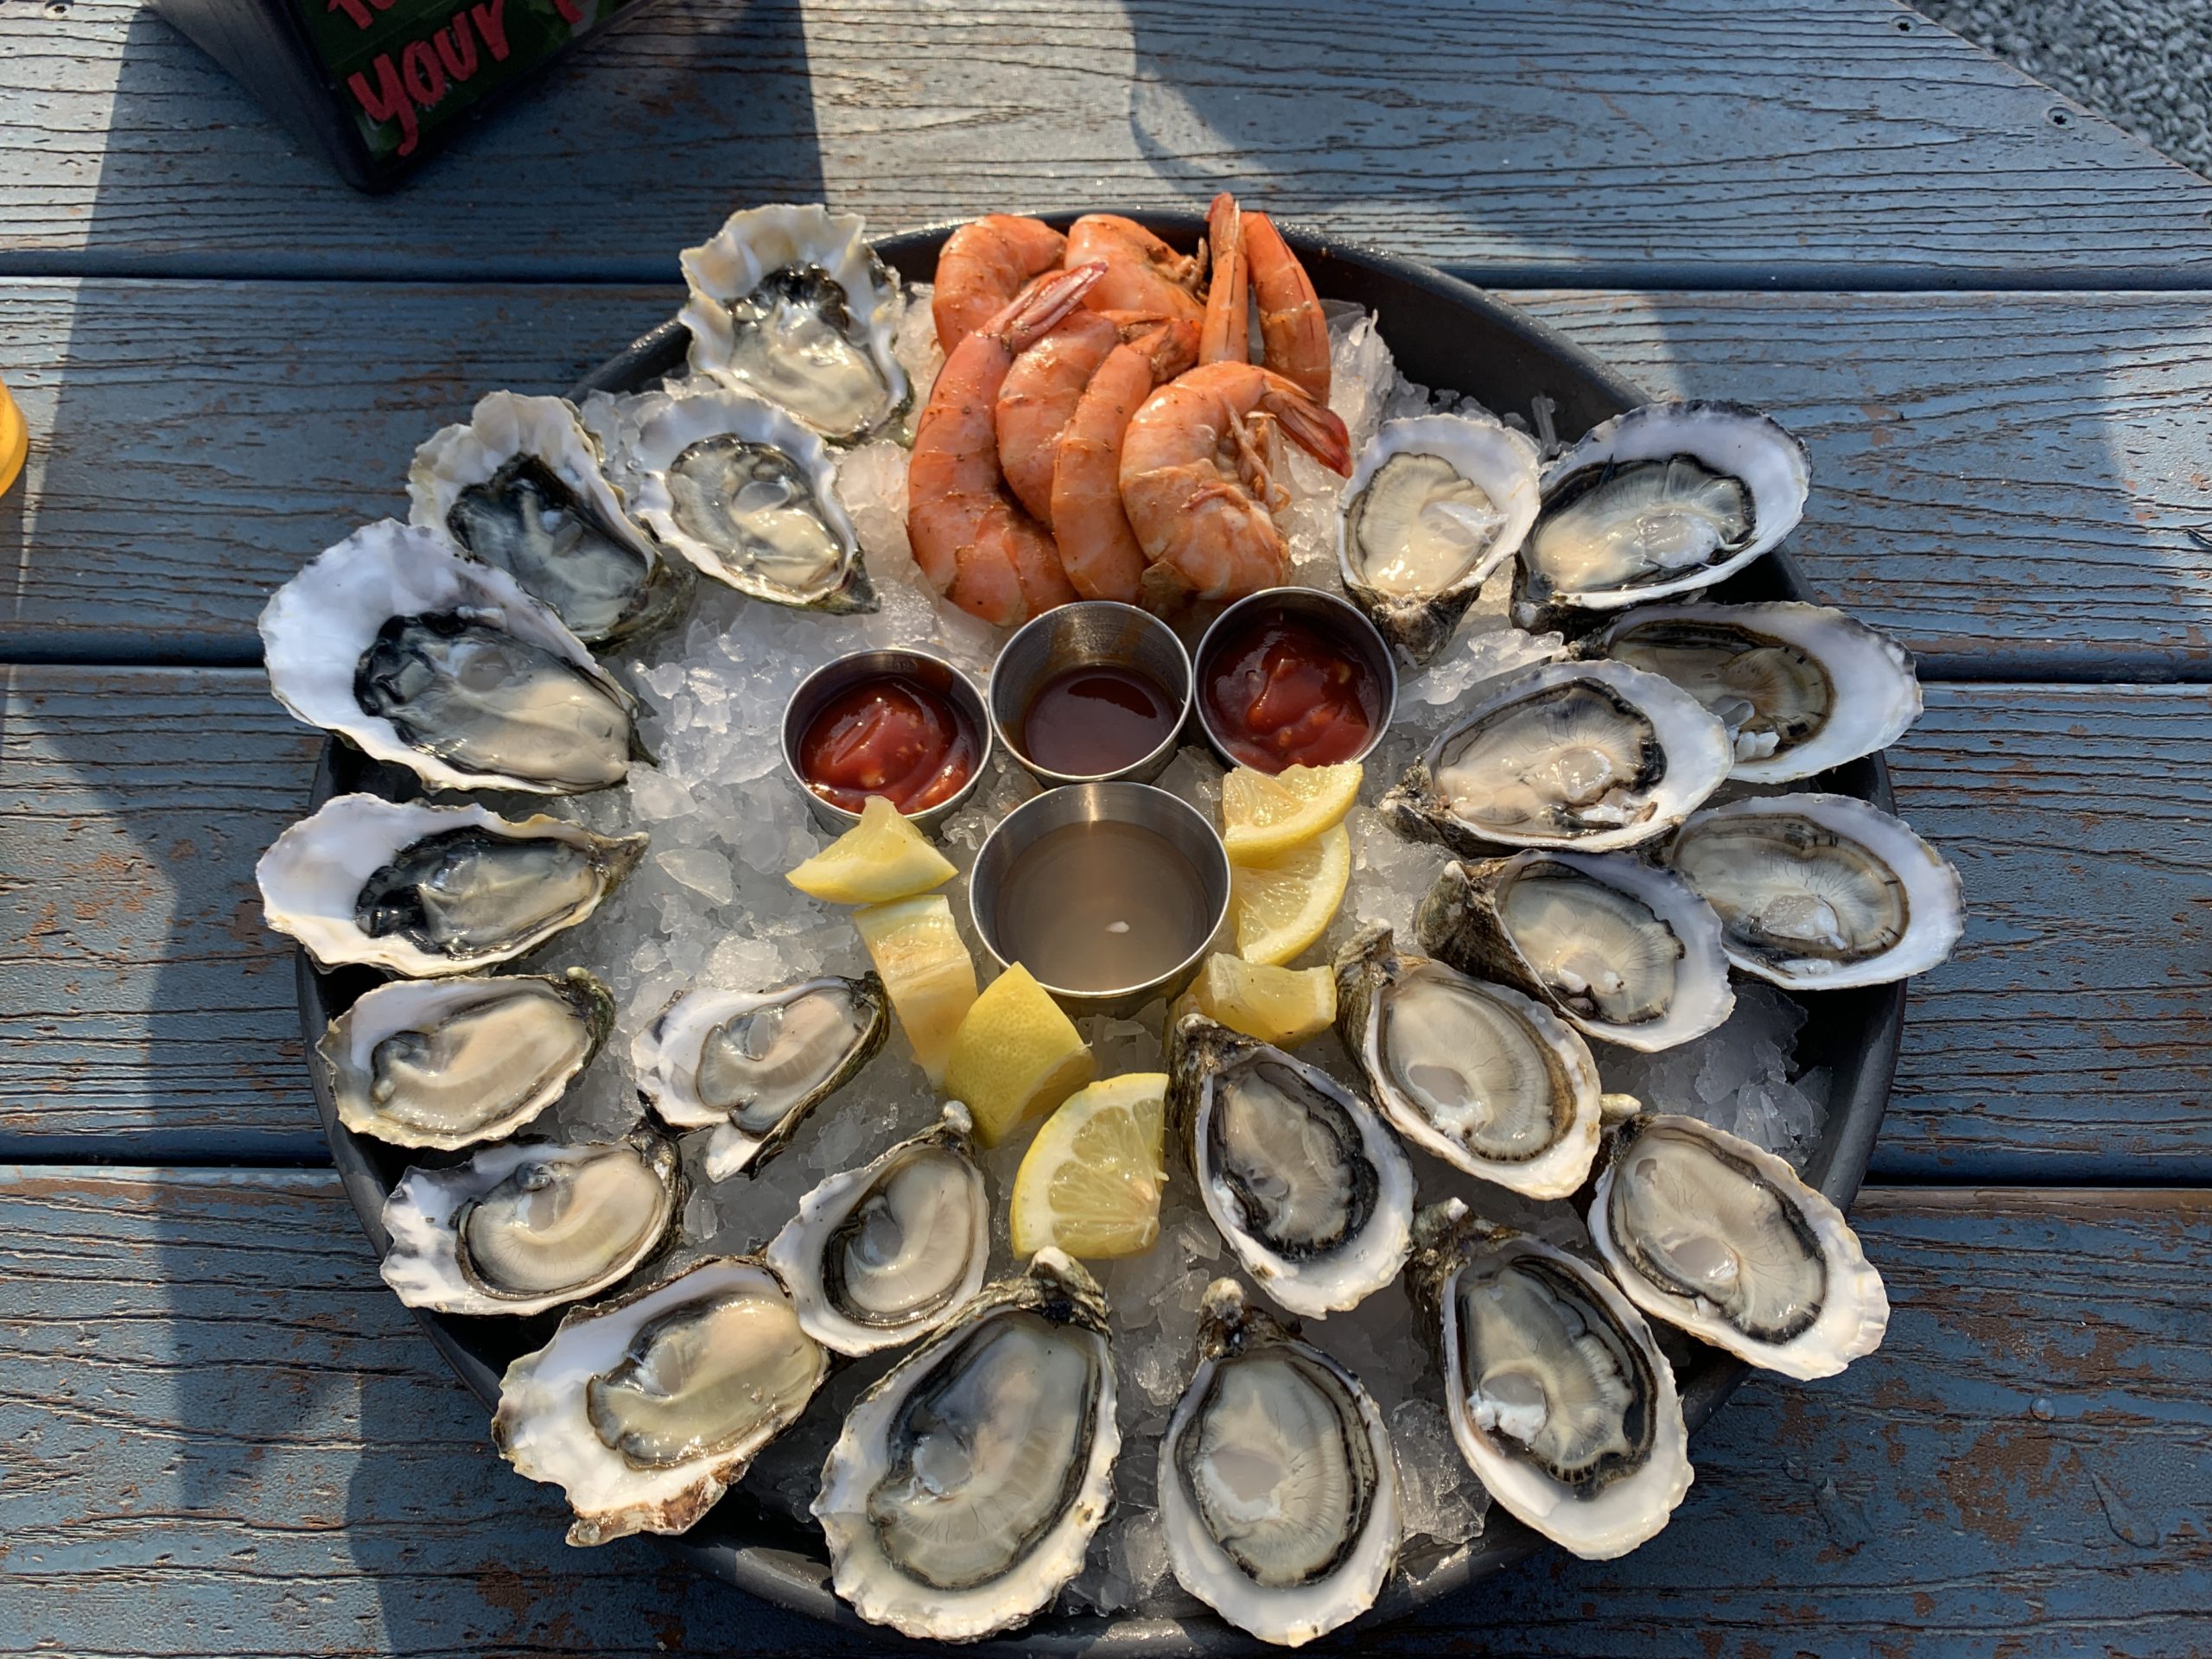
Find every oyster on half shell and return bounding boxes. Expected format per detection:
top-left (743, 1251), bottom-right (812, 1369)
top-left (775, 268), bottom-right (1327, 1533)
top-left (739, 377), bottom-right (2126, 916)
top-left (678, 203), bottom-right (908, 444)
top-left (318, 968), bottom-right (616, 1147)
top-left (1588, 1114), bottom-right (1889, 1379)
top-left (1171, 1016), bottom-right (1414, 1319)
top-left (1414, 853), bottom-right (1734, 1052)
top-left (258, 794), bottom-right (646, 977)
top-left (379, 1130), bottom-right (681, 1318)
top-left (1334, 924), bottom-right (1603, 1198)
top-left (408, 391), bottom-right (690, 649)
top-left (1160, 1278), bottom-right (1402, 1648)
top-left (493, 1255), bottom-right (828, 1546)
top-left (812, 1249), bottom-right (1119, 1642)
top-left (632, 976), bottom-right (890, 1180)
top-left (1408, 1200), bottom-right (1692, 1560)
top-left (259, 520), bottom-right (640, 795)
top-left (764, 1103), bottom-right (989, 1356)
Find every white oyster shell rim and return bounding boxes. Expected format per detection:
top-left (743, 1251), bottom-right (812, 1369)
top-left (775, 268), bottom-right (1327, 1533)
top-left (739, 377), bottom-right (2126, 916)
top-left (257, 518), bottom-right (637, 794)
top-left (1587, 1113), bottom-right (1890, 1380)
top-left (406, 389), bottom-right (660, 562)
top-left (257, 793), bottom-right (646, 977)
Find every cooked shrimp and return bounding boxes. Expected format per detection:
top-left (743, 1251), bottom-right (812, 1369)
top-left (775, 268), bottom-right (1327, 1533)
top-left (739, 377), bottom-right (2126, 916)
top-left (1117, 360), bottom-right (1351, 608)
top-left (1065, 215), bottom-right (1205, 322)
top-left (1242, 209), bottom-right (1330, 403)
top-left (1198, 192), bottom-right (1250, 366)
top-left (909, 264), bottom-right (1103, 626)
top-left (993, 309), bottom-right (1122, 524)
top-left (1050, 321), bottom-right (1200, 603)
top-left (932, 214), bottom-right (1067, 347)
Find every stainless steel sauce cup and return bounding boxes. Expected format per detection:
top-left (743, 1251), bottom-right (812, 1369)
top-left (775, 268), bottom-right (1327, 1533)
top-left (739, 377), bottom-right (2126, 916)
top-left (1191, 586), bottom-right (1399, 772)
top-left (779, 648), bottom-right (993, 835)
top-left (987, 600), bottom-right (1194, 787)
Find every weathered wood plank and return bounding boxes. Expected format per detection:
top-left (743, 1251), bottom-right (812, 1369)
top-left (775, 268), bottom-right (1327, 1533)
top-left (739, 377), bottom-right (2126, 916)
top-left (2, 1170), bottom-right (2205, 1656)
top-left (3, 0), bottom-right (2210, 283)
top-left (3, 670), bottom-right (2206, 1179)
top-left (7, 280), bottom-right (2211, 671)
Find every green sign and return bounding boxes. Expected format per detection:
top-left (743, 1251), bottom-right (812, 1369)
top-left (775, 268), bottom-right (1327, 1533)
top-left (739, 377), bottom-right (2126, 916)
top-left (295, 0), bottom-right (640, 162)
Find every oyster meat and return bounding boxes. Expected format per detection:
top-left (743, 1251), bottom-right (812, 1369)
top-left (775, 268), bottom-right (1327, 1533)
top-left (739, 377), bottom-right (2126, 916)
top-left (1408, 1201), bottom-right (1692, 1560)
top-left (259, 519), bottom-right (639, 795)
top-left (1338, 413), bottom-right (1541, 662)
top-left (408, 391), bottom-right (690, 648)
top-left (380, 1131), bottom-right (680, 1317)
top-left (1171, 1016), bottom-right (1414, 1319)
top-left (632, 976), bottom-right (889, 1180)
top-left (813, 1249), bottom-right (1118, 1641)
top-left (258, 794), bottom-right (645, 976)
top-left (601, 380), bottom-right (874, 613)
top-left (319, 968), bottom-right (615, 1147)
top-left (1589, 1114), bottom-right (1888, 1379)
top-left (1382, 658), bottom-right (1732, 855)
top-left (1517, 401), bottom-right (1811, 615)
top-left (1592, 601), bottom-right (1921, 784)
top-left (1335, 924), bottom-right (1603, 1199)
top-left (677, 203), bottom-right (908, 443)
top-left (764, 1103), bottom-right (989, 1356)
top-left (494, 1255), bottom-right (827, 1546)
top-left (1666, 792), bottom-right (1963, 988)
top-left (1414, 853), bottom-right (1734, 1052)
top-left (1159, 1279), bottom-right (1401, 1648)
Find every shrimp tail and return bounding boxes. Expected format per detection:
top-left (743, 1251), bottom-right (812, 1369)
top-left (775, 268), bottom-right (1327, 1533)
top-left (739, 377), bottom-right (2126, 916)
top-left (1243, 209), bottom-right (1332, 404)
top-left (1200, 192), bottom-right (1249, 366)
top-left (992, 261), bottom-right (1109, 354)
top-left (1262, 378), bottom-right (1353, 476)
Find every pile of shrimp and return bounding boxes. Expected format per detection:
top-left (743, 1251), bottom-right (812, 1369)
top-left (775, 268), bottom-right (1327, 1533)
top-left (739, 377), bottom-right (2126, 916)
top-left (906, 197), bottom-right (1356, 628)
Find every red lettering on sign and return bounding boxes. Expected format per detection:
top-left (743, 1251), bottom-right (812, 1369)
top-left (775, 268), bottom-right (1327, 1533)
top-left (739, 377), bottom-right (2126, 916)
top-left (434, 12), bottom-right (479, 81)
top-left (327, 0), bottom-right (374, 29)
top-left (399, 37), bottom-right (448, 107)
top-left (346, 55), bottom-right (421, 156)
top-left (550, 0), bottom-right (583, 23)
top-left (471, 0), bottom-right (510, 60)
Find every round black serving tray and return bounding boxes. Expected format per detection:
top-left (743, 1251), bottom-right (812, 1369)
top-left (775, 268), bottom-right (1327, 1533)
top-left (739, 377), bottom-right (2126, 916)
top-left (300, 213), bottom-right (1905, 1656)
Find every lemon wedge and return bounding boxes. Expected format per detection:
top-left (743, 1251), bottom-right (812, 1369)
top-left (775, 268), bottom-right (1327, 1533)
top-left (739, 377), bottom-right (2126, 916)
top-left (1230, 822), bottom-right (1351, 966)
top-left (1010, 1072), bottom-right (1169, 1258)
top-left (1220, 762), bottom-right (1363, 864)
top-left (1188, 952), bottom-right (1338, 1046)
top-left (942, 963), bottom-right (1096, 1147)
top-left (786, 796), bottom-right (957, 905)
top-left (852, 894), bottom-right (977, 1083)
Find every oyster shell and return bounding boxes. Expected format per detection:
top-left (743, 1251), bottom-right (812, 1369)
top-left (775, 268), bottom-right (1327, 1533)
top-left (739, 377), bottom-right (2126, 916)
top-left (1516, 401), bottom-right (1810, 615)
top-left (604, 380), bottom-right (875, 613)
top-left (1170, 1016), bottom-right (1414, 1319)
top-left (318, 968), bottom-right (615, 1147)
top-left (1588, 1114), bottom-right (1888, 1379)
top-left (677, 203), bottom-right (908, 443)
top-left (259, 519), bottom-right (640, 795)
top-left (257, 794), bottom-right (646, 976)
top-left (812, 1249), bottom-right (1118, 1642)
top-left (407, 391), bottom-right (690, 648)
top-left (1338, 413), bottom-right (1541, 662)
top-left (493, 1256), bottom-right (827, 1546)
top-left (1592, 601), bottom-right (1921, 784)
top-left (1414, 853), bottom-right (1734, 1052)
top-left (1408, 1200), bottom-right (1691, 1560)
top-left (1159, 1278), bottom-right (1402, 1648)
top-left (763, 1103), bottom-right (988, 1356)
top-left (1334, 924), bottom-right (1602, 1199)
top-left (632, 976), bottom-right (890, 1181)
top-left (1665, 792), bottom-right (1963, 988)
top-left (380, 1130), bottom-right (681, 1317)
top-left (1382, 659), bottom-right (1732, 855)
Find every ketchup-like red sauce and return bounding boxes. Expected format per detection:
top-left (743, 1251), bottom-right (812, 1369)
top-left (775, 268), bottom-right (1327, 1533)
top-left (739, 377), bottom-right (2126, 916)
top-left (1200, 615), bottom-right (1382, 772)
top-left (798, 674), bottom-right (981, 813)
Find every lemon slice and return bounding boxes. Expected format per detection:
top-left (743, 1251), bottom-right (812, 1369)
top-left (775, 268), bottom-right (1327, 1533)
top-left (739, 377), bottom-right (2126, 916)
top-left (1230, 822), bottom-right (1351, 966)
top-left (1220, 762), bottom-right (1363, 864)
top-left (1010, 1073), bottom-right (1169, 1258)
top-left (1188, 952), bottom-right (1338, 1046)
top-left (942, 963), bottom-right (1096, 1147)
top-left (786, 795), bottom-right (957, 905)
top-left (852, 894), bottom-right (977, 1083)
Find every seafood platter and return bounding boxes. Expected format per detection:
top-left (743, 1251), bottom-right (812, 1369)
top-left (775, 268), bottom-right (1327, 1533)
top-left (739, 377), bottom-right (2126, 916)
top-left (257, 200), bottom-right (1963, 1651)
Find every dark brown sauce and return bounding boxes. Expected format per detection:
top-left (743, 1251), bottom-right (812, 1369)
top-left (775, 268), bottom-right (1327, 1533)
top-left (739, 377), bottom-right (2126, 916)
top-left (1020, 664), bottom-right (1179, 778)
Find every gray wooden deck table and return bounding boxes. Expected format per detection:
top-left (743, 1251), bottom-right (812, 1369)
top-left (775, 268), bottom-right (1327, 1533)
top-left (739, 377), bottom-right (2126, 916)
top-left (3, 1), bottom-right (2210, 1653)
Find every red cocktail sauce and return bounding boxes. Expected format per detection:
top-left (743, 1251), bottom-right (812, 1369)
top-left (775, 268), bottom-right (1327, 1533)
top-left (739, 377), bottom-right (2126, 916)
top-left (1200, 615), bottom-right (1382, 772)
top-left (798, 674), bottom-right (980, 814)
